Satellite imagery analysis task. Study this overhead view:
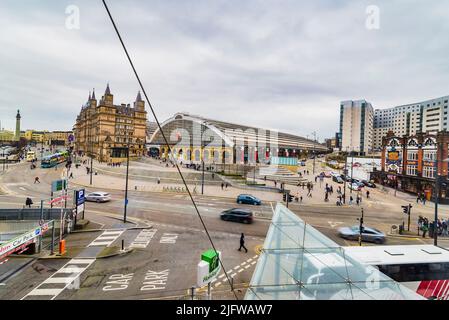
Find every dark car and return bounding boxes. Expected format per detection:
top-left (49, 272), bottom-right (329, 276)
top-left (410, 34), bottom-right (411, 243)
top-left (220, 208), bottom-right (253, 224)
top-left (338, 226), bottom-right (386, 244)
top-left (332, 176), bottom-right (344, 184)
top-left (236, 194), bottom-right (261, 205)
top-left (361, 180), bottom-right (376, 188)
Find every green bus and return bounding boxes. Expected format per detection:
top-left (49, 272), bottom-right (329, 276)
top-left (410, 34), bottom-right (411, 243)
top-left (41, 151), bottom-right (69, 168)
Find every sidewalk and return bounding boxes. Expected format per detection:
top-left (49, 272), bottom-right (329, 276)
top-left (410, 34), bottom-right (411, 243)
top-left (68, 162), bottom-right (282, 202)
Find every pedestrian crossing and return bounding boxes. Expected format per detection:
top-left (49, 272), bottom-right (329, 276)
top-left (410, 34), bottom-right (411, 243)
top-left (88, 229), bottom-right (124, 247)
top-left (21, 258), bottom-right (95, 300)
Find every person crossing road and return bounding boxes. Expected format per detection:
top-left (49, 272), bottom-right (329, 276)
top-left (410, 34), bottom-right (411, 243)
top-left (238, 233), bottom-right (248, 253)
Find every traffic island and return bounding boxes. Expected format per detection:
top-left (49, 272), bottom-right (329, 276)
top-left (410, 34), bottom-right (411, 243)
top-left (75, 219), bottom-right (90, 230)
top-left (96, 246), bottom-right (134, 259)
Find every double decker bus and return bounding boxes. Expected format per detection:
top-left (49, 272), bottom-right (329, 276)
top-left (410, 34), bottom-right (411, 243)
top-left (41, 151), bottom-right (69, 168)
top-left (344, 244), bottom-right (449, 300)
top-left (26, 151), bottom-right (36, 162)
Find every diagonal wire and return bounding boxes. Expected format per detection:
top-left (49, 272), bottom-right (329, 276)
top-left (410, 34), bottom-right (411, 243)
top-left (101, 0), bottom-right (239, 300)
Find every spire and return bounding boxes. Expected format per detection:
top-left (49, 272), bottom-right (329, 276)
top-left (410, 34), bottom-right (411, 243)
top-left (105, 82), bottom-right (111, 95)
top-left (92, 88), bottom-right (96, 100)
top-left (136, 90), bottom-right (142, 102)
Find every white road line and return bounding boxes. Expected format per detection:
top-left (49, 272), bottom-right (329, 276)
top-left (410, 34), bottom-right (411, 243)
top-left (238, 269), bottom-right (244, 273)
top-left (241, 261), bottom-right (247, 265)
top-left (218, 274), bottom-right (225, 279)
top-left (246, 258), bottom-right (253, 263)
top-left (252, 255), bottom-right (258, 259)
top-left (21, 258), bottom-right (96, 300)
top-left (88, 229), bottom-right (124, 247)
top-left (251, 261), bottom-right (256, 265)
top-left (231, 273), bottom-right (237, 278)
top-left (214, 282), bottom-right (221, 287)
top-left (244, 265), bottom-right (251, 269)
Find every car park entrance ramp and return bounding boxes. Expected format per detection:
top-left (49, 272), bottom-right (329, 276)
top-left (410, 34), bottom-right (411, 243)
top-left (245, 203), bottom-right (423, 300)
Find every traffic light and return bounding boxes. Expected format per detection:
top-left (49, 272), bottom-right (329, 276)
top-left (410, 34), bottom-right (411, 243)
top-left (283, 193), bottom-right (287, 202)
top-left (402, 205), bottom-right (408, 214)
top-left (288, 194), bottom-right (293, 203)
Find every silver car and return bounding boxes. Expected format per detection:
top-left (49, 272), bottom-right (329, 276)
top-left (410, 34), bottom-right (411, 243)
top-left (338, 225), bottom-right (386, 244)
top-left (85, 192), bottom-right (111, 203)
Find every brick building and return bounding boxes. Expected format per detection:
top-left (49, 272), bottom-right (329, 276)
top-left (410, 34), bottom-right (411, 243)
top-left (374, 131), bottom-right (449, 203)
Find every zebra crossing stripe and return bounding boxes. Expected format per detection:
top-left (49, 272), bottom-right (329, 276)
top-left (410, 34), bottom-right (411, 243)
top-left (22, 258), bottom-right (95, 300)
top-left (88, 229), bottom-right (124, 247)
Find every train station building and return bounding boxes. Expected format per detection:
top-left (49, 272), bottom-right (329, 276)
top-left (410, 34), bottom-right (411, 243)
top-left (147, 113), bottom-right (327, 167)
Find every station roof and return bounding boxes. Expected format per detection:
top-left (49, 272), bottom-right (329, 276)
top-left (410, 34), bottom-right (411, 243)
top-left (150, 113), bottom-right (328, 151)
top-left (244, 204), bottom-right (423, 300)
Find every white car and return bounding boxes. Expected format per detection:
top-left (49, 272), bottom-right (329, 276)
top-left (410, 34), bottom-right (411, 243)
top-left (85, 192), bottom-right (111, 203)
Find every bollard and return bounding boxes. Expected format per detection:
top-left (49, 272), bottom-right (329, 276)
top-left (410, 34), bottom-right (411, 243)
top-left (191, 286), bottom-right (195, 300)
top-left (121, 239), bottom-right (125, 251)
top-left (59, 239), bottom-right (66, 255)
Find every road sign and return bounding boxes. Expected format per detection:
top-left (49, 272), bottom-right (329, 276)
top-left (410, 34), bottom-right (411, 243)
top-left (51, 179), bottom-right (67, 192)
top-left (197, 250), bottom-right (221, 287)
top-left (75, 189), bottom-right (85, 206)
top-left (49, 195), bottom-right (68, 205)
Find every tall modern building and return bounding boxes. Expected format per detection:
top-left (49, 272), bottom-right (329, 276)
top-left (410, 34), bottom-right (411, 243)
top-left (373, 95), bottom-right (449, 150)
top-left (339, 100), bottom-right (374, 155)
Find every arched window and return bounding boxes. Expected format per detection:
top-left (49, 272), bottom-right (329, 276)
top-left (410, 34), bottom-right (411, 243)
top-left (194, 150), bottom-right (200, 161)
top-left (204, 149), bottom-right (210, 162)
top-left (214, 150), bottom-right (219, 162)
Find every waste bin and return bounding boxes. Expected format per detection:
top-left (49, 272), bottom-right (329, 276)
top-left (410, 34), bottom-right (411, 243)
top-left (399, 225), bottom-right (404, 235)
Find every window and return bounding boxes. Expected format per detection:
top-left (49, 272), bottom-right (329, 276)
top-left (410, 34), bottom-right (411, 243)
top-left (407, 151), bottom-right (418, 160)
top-left (406, 165), bottom-right (417, 176)
top-left (423, 166), bottom-right (436, 179)
top-left (423, 150), bottom-right (437, 161)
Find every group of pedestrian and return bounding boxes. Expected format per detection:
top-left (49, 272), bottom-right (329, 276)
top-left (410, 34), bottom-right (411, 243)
top-left (220, 182), bottom-right (229, 190)
top-left (107, 162), bottom-right (122, 167)
top-left (416, 193), bottom-right (427, 205)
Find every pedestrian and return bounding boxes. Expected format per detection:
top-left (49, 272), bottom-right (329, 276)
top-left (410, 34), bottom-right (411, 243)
top-left (324, 192), bottom-right (329, 202)
top-left (225, 183), bottom-right (228, 189)
top-left (300, 196), bottom-right (303, 203)
top-left (238, 233), bottom-right (248, 253)
top-left (34, 177), bottom-right (40, 184)
top-left (221, 182), bottom-right (224, 190)
top-left (366, 190), bottom-right (370, 198)
top-left (25, 197), bottom-right (33, 208)
top-left (423, 196), bottom-right (426, 205)
top-left (442, 219), bottom-right (448, 237)
top-left (157, 177), bottom-right (161, 184)
top-left (416, 193), bottom-right (420, 204)
top-left (69, 172), bottom-right (73, 179)
top-left (274, 181), bottom-right (277, 188)
top-left (349, 195), bottom-right (353, 205)
top-left (356, 196), bottom-right (360, 206)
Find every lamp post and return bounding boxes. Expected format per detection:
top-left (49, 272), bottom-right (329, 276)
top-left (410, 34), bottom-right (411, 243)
top-left (124, 139), bottom-right (130, 223)
top-left (312, 131), bottom-right (317, 175)
top-left (201, 121), bottom-right (206, 195)
top-left (433, 155), bottom-right (449, 246)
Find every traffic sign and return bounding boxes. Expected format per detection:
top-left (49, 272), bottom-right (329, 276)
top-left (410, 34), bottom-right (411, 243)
top-left (51, 179), bottom-right (67, 192)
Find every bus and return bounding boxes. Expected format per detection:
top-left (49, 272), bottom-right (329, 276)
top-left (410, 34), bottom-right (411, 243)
top-left (344, 245), bottom-right (449, 300)
top-left (26, 151), bottom-right (36, 162)
top-left (41, 151), bottom-right (69, 168)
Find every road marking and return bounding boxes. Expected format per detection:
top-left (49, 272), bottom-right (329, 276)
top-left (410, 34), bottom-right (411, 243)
top-left (246, 258), bottom-right (253, 263)
top-left (251, 261), bottom-right (256, 265)
top-left (19, 187), bottom-right (27, 191)
top-left (130, 229), bottom-right (157, 249)
top-left (88, 229), bottom-right (124, 247)
top-left (159, 233), bottom-right (178, 244)
top-left (140, 269), bottom-right (170, 291)
top-left (328, 221), bottom-right (344, 228)
top-left (238, 269), bottom-right (244, 273)
top-left (214, 282), bottom-right (221, 287)
top-left (21, 258), bottom-right (95, 300)
top-left (244, 265), bottom-right (251, 269)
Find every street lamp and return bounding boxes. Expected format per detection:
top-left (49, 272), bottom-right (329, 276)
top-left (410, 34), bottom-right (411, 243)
top-left (201, 121), bottom-right (206, 195)
top-left (433, 157), bottom-right (449, 246)
top-left (124, 137), bottom-right (131, 223)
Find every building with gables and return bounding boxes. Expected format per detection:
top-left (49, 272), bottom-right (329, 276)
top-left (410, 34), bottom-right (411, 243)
top-left (374, 131), bottom-right (449, 203)
top-left (73, 84), bottom-right (147, 162)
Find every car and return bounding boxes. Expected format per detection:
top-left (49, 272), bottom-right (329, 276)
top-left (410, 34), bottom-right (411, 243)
top-left (220, 208), bottom-right (253, 224)
top-left (85, 191), bottom-right (111, 203)
top-left (338, 225), bottom-right (386, 244)
top-left (348, 183), bottom-right (363, 191)
top-left (323, 171), bottom-right (332, 178)
top-left (332, 175), bottom-right (344, 184)
top-left (361, 180), bottom-right (376, 188)
top-left (236, 194), bottom-right (261, 205)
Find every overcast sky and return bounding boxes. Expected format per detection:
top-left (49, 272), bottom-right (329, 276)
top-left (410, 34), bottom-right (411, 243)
top-left (1, 0), bottom-right (449, 141)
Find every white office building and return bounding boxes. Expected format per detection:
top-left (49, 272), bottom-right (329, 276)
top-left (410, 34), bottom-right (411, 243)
top-left (339, 100), bottom-right (374, 155)
top-left (373, 96), bottom-right (449, 150)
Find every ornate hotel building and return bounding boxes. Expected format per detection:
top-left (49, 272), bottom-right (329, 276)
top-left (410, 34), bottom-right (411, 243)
top-left (73, 84), bottom-right (147, 162)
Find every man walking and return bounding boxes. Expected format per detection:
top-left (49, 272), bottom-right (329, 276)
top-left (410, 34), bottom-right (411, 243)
top-left (25, 197), bottom-right (33, 208)
top-left (34, 176), bottom-right (40, 184)
top-left (238, 233), bottom-right (248, 253)
top-left (366, 190), bottom-right (370, 199)
top-left (221, 182), bottom-right (224, 190)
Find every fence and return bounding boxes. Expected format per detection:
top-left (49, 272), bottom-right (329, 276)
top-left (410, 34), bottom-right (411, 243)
top-left (0, 208), bottom-right (73, 221)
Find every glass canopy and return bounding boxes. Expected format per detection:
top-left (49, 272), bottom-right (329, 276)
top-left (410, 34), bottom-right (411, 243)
top-left (245, 204), bottom-right (423, 300)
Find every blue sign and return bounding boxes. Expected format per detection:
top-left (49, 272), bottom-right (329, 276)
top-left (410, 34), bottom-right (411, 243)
top-left (76, 189), bottom-right (85, 206)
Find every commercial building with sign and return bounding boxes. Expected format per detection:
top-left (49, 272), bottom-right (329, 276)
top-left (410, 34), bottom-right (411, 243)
top-left (148, 112), bottom-right (327, 166)
top-left (73, 84), bottom-right (147, 162)
top-left (373, 131), bottom-right (449, 203)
